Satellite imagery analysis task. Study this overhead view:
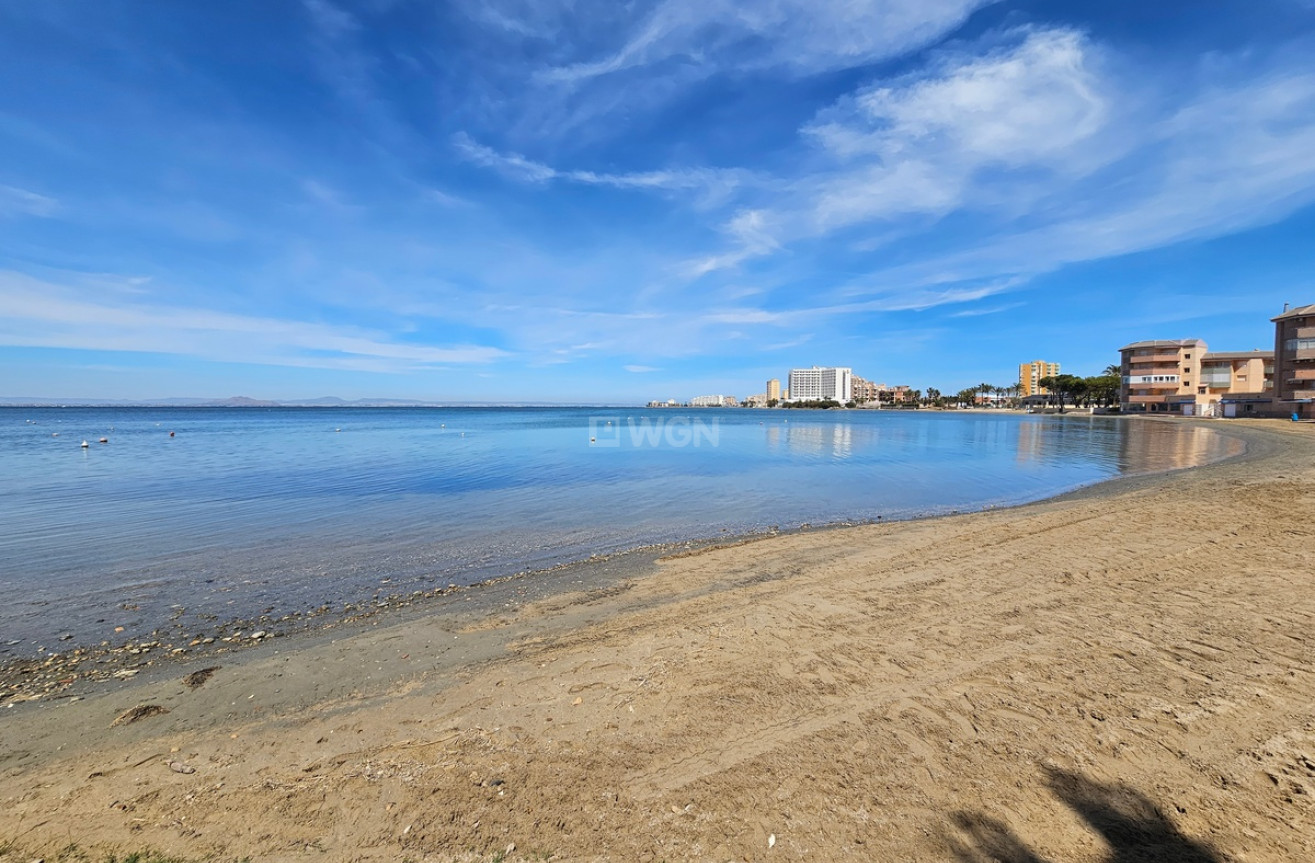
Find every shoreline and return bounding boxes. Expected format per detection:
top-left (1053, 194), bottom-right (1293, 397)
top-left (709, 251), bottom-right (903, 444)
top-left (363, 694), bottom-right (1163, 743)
top-left (1, 414), bottom-right (1246, 708)
top-left (3, 419), bottom-right (1312, 861)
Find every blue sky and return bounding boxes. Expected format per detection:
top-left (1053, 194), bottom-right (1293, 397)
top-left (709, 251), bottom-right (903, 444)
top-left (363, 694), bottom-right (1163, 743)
top-left (2, 0), bottom-right (1315, 403)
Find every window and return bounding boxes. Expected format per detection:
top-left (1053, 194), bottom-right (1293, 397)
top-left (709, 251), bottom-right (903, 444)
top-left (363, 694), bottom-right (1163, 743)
top-left (1185, 353), bottom-right (1192, 359)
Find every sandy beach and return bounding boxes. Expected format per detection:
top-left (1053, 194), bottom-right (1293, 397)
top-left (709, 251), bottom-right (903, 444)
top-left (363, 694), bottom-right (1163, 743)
top-left (3, 417), bottom-right (1313, 862)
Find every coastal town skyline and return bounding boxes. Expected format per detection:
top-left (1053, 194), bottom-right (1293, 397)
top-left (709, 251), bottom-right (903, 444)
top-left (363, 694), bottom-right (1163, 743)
top-left (3, 2), bottom-right (1315, 403)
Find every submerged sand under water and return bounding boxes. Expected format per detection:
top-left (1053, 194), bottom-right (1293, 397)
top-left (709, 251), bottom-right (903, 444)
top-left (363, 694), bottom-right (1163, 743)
top-left (2, 418), bottom-right (1313, 862)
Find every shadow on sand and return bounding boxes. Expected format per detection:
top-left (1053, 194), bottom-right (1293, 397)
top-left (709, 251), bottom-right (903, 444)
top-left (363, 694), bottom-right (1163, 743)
top-left (946, 766), bottom-right (1226, 863)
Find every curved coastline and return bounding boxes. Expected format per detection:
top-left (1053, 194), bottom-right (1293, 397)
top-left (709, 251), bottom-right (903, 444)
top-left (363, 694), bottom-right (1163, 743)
top-left (2, 419), bottom-right (1313, 861)
top-left (0, 413), bottom-right (1251, 705)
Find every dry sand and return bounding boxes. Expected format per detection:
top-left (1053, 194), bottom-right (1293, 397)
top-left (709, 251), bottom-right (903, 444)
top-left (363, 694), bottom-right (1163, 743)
top-left (3, 418), bottom-right (1314, 862)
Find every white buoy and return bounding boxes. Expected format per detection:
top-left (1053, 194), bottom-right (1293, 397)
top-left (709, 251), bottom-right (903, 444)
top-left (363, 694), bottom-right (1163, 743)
top-left (81, 440), bottom-right (89, 448)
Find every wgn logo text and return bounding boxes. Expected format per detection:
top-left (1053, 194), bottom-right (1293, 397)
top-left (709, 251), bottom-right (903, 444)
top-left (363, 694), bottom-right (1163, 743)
top-left (588, 416), bottom-right (720, 448)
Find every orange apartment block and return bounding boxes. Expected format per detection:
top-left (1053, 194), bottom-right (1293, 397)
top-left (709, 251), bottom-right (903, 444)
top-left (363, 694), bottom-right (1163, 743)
top-left (1120, 338), bottom-right (1276, 417)
top-left (1019, 360), bottom-right (1060, 398)
top-left (1200, 350), bottom-right (1273, 416)
top-left (1119, 339), bottom-right (1206, 413)
top-left (1273, 303), bottom-right (1315, 419)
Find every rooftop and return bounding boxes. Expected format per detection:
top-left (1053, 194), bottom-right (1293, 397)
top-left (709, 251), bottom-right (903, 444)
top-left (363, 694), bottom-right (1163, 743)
top-left (1202, 350), bottom-right (1274, 361)
top-left (1272, 303), bottom-right (1315, 322)
top-left (1119, 339), bottom-right (1207, 351)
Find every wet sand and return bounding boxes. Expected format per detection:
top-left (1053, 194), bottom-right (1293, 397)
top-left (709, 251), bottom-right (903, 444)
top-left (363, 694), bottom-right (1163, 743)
top-left (2, 418), bottom-right (1313, 862)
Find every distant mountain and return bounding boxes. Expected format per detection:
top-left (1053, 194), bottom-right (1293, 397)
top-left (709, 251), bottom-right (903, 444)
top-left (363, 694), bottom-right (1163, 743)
top-left (199, 396), bottom-right (283, 407)
top-left (0, 395), bottom-right (636, 408)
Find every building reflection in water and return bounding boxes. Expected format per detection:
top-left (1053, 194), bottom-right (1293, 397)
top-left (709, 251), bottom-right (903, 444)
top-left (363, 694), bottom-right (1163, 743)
top-left (1116, 421), bottom-right (1244, 473)
top-left (764, 420), bottom-right (863, 459)
top-left (1014, 416), bottom-right (1241, 472)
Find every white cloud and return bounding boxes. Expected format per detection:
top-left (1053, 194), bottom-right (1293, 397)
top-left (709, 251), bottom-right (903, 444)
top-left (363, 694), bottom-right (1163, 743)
top-left (624, 364), bottom-right (660, 372)
top-left (809, 29), bottom-right (1106, 166)
top-left (684, 27), bottom-right (1115, 273)
top-left (540, 0), bottom-right (996, 84)
top-left (949, 302), bottom-right (1024, 318)
top-left (424, 188), bottom-right (470, 208)
top-left (453, 132), bottom-right (748, 202)
top-left (802, 28), bottom-right (1113, 234)
top-left (453, 133), bottom-right (557, 183)
top-left (0, 185), bottom-right (59, 218)
top-left (861, 67), bottom-right (1315, 288)
top-left (0, 271), bottom-right (509, 372)
top-left (684, 24), bottom-right (1315, 316)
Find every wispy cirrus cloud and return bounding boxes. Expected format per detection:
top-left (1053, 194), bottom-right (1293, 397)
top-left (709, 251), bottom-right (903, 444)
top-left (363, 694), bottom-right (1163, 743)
top-left (0, 184), bottom-right (59, 218)
top-left (537, 0), bottom-right (997, 84)
top-left (684, 25), bottom-right (1315, 309)
top-left (0, 271), bottom-right (509, 373)
top-left (5, 1), bottom-right (1314, 400)
top-left (452, 132), bottom-right (749, 204)
top-left (686, 27), bottom-right (1116, 275)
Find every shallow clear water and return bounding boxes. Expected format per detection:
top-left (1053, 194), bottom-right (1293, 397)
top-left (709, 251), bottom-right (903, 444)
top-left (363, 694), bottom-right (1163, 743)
top-left (0, 407), bottom-right (1240, 651)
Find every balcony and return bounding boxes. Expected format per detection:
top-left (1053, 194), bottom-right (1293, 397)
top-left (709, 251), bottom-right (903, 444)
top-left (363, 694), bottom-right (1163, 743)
top-left (1290, 368), bottom-right (1315, 382)
top-left (1127, 353), bottom-right (1184, 365)
top-left (1127, 394), bottom-right (1169, 404)
top-left (1126, 379), bottom-right (1182, 389)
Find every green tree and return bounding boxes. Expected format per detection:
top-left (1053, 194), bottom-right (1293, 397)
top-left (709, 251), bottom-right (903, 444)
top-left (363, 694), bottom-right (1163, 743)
top-left (1085, 374), bottom-right (1121, 407)
top-left (1038, 374), bottom-right (1087, 412)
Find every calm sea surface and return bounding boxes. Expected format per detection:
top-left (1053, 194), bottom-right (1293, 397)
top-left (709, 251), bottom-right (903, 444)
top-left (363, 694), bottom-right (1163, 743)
top-left (0, 407), bottom-right (1240, 652)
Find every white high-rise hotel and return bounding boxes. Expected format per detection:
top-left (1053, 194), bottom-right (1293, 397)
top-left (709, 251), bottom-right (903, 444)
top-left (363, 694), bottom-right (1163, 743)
top-left (788, 366), bottom-right (853, 402)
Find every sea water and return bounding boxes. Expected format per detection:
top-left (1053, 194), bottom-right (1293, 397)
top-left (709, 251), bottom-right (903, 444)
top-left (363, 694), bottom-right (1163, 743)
top-left (0, 407), bottom-right (1240, 651)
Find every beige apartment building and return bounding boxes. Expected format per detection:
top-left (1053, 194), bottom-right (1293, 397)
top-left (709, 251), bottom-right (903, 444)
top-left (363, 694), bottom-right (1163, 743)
top-left (851, 376), bottom-right (882, 402)
top-left (851, 377), bottom-right (914, 403)
top-left (1019, 360), bottom-right (1060, 397)
top-left (1119, 339), bottom-right (1206, 413)
top-left (1201, 350), bottom-right (1273, 415)
top-left (1118, 303), bottom-right (1315, 417)
top-left (1119, 339), bottom-right (1273, 416)
top-left (1273, 303), bottom-right (1315, 419)
top-left (766, 378), bottom-right (781, 401)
